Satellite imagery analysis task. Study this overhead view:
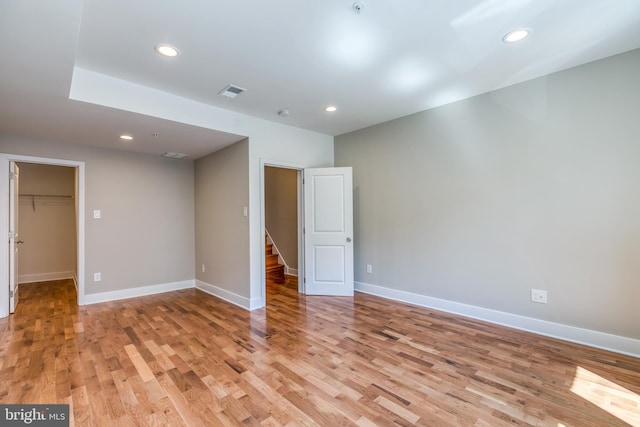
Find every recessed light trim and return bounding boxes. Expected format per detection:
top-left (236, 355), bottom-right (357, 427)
top-left (154, 43), bottom-right (180, 57)
top-left (119, 135), bottom-right (133, 141)
top-left (325, 106), bottom-right (337, 112)
top-left (502, 28), bottom-right (530, 43)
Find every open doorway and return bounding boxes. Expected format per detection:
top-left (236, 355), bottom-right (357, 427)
top-left (16, 162), bottom-right (77, 293)
top-left (263, 165), bottom-right (301, 300)
top-left (260, 162), bottom-right (354, 306)
top-left (1, 154), bottom-right (85, 318)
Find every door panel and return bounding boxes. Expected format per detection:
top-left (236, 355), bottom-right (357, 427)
top-left (313, 246), bottom-right (345, 282)
top-left (304, 167), bottom-right (353, 296)
top-left (313, 175), bottom-right (345, 232)
top-left (9, 161), bottom-right (19, 313)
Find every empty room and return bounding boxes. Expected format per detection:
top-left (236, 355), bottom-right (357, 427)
top-left (1, 1), bottom-right (639, 426)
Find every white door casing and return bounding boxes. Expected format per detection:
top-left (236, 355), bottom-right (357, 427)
top-left (9, 161), bottom-right (19, 313)
top-left (303, 167), bottom-right (354, 296)
top-left (0, 154), bottom-right (85, 319)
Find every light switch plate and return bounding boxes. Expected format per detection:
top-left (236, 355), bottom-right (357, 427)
top-left (93, 210), bottom-right (101, 219)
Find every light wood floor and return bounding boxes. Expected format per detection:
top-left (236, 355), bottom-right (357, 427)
top-left (0, 278), bottom-right (638, 426)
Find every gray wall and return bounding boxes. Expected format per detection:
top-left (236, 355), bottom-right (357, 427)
top-left (1, 135), bottom-right (196, 294)
top-left (195, 139), bottom-right (250, 295)
top-left (335, 49), bottom-right (640, 340)
top-left (17, 163), bottom-right (77, 282)
top-left (265, 166), bottom-right (298, 270)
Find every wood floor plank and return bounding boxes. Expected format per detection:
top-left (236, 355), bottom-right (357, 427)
top-left (0, 278), bottom-right (638, 426)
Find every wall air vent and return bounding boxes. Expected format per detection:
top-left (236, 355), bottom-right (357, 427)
top-left (163, 152), bottom-right (188, 159)
top-left (218, 84), bottom-right (247, 98)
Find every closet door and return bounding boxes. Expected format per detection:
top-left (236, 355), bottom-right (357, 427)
top-left (9, 161), bottom-right (20, 313)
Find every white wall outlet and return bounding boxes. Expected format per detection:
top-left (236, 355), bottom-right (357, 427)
top-left (94, 272), bottom-right (101, 282)
top-left (93, 209), bottom-right (101, 219)
top-left (243, 206), bottom-right (248, 217)
top-left (531, 289), bottom-right (547, 304)
top-left (366, 264), bottom-right (373, 274)
top-left (201, 264), bottom-right (206, 273)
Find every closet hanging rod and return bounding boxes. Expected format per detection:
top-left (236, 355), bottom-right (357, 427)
top-left (19, 194), bottom-right (74, 198)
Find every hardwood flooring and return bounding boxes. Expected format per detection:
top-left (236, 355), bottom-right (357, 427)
top-left (0, 278), bottom-right (638, 426)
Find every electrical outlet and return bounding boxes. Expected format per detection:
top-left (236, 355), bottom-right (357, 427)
top-left (366, 264), bottom-right (373, 274)
top-left (531, 289), bottom-right (547, 304)
top-left (94, 272), bottom-right (101, 282)
top-left (202, 264), bottom-right (206, 273)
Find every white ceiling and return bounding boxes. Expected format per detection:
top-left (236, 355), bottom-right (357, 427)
top-left (2, 0), bottom-right (640, 158)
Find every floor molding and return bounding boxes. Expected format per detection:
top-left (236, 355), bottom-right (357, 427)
top-left (355, 281), bottom-right (640, 358)
top-left (285, 267), bottom-right (298, 277)
top-left (19, 271), bottom-right (74, 284)
top-left (84, 280), bottom-right (194, 305)
top-left (196, 280), bottom-right (258, 310)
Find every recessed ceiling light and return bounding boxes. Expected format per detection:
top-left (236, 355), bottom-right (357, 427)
top-left (119, 135), bottom-right (133, 141)
top-left (325, 106), bottom-right (337, 112)
top-left (154, 43), bottom-right (180, 57)
top-left (502, 28), bottom-right (530, 43)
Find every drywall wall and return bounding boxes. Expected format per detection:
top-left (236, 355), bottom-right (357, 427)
top-left (17, 163), bottom-right (76, 283)
top-left (195, 140), bottom-right (250, 299)
top-left (335, 48), bottom-right (640, 340)
top-left (264, 166), bottom-right (298, 270)
top-left (0, 135), bottom-right (195, 295)
top-left (69, 68), bottom-right (334, 308)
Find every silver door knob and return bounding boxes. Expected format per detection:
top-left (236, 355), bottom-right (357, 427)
top-left (346, 237), bottom-right (352, 242)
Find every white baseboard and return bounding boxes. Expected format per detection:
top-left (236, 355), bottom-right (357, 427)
top-left (249, 297), bottom-right (265, 310)
top-left (19, 271), bottom-right (75, 284)
top-left (285, 268), bottom-right (298, 277)
top-left (355, 281), bottom-right (640, 358)
top-left (195, 280), bottom-right (261, 310)
top-left (84, 280), bottom-right (194, 305)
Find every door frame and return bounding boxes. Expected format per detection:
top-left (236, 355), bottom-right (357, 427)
top-left (260, 158), bottom-right (305, 306)
top-left (0, 154), bottom-right (85, 317)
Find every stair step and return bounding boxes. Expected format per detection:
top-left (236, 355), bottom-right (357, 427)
top-left (265, 233), bottom-right (285, 284)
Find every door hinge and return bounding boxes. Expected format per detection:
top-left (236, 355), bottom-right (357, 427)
top-left (303, 277), bottom-right (306, 284)
top-left (8, 231), bottom-right (14, 239)
top-left (9, 291), bottom-right (13, 298)
top-left (9, 171), bottom-right (14, 180)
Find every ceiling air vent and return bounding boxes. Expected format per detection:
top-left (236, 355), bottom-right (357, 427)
top-left (163, 152), bottom-right (188, 159)
top-left (218, 84), bottom-right (247, 98)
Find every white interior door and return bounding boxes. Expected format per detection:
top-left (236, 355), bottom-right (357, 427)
top-left (9, 161), bottom-right (19, 313)
top-left (303, 167), bottom-right (353, 296)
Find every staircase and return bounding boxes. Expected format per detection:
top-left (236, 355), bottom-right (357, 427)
top-left (265, 235), bottom-right (285, 284)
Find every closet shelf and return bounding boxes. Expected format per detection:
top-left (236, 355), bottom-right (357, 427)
top-left (19, 194), bottom-right (74, 198)
top-left (19, 194), bottom-right (74, 212)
